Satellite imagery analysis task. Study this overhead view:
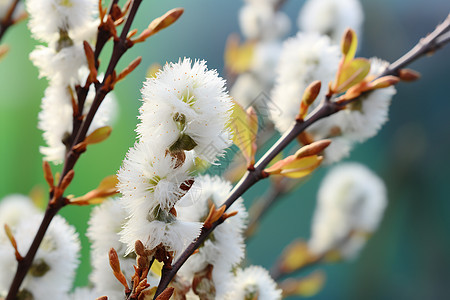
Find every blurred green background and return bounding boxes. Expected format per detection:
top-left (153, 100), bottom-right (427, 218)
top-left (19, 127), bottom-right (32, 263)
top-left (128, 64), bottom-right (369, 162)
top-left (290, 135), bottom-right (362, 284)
top-left (1, 0), bottom-right (450, 299)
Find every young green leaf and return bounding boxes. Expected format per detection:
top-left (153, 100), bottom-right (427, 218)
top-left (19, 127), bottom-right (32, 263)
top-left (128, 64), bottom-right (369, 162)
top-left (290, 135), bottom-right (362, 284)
top-left (333, 58), bottom-right (371, 93)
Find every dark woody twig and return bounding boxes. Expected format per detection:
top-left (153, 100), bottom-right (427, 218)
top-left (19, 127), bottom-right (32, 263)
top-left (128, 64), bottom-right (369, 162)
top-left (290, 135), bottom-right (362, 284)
top-left (245, 13), bottom-right (450, 233)
top-left (153, 13), bottom-right (450, 298)
top-left (5, 1), bottom-right (144, 299)
top-left (0, 0), bottom-right (20, 42)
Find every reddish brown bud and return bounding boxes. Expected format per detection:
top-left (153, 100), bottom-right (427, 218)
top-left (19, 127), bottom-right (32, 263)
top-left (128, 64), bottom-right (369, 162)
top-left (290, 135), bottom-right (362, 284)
top-left (108, 248), bottom-right (121, 274)
top-left (155, 287), bottom-right (175, 300)
top-left (134, 8), bottom-right (184, 43)
top-left (60, 170), bottom-right (75, 192)
top-left (83, 41), bottom-right (97, 82)
top-left (297, 131), bottom-right (315, 146)
top-left (203, 202), bottom-right (228, 227)
top-left (127, 28), bottom-right (138, 39)
top-left (295, 140), bottom-right (332, 159)
top-left (135, 240), bottom-right (146, 256)
top-left (84, 126), bottom-right (112, 145)
top-left (121, 0), bottom-right (133, 17)
top-left (305, 81), bottom-right (322, 106)
top-left (110, 3), bottom-right (122, 21)
top-left (105, 15), bottom-right (118, 40)
top-left (370, 75), bottom-right (400, 89)
top-left (340, 28), bottom-right (358, 65)
top-left (116, 57), bottom-right (142, 83)
top-left (42, 161), bottom-right (54, 189)
top-left (68, 174), bottom-right (118, 206)
top-left (211, 205), bottom-right (226, 224)
top-left (4, 224), bottom-right (22, 261)
top-left (67, 86), bottom-right (79, 118)
top-left (98, 0), bottom-right (107, 24)
top-left (298, 81), bottom-right (322, 120)
top-left (398, 68), bottom-right (421, 81)
top-left (341, 29), bottom-right (354, 56)
top-left (148, 8), bottom-right (184, 35)
top-left (203, 203), bottom-right (217, 229)
top-left (101, 73), bottom-right (114, 92)
top-left (137, 256), bottom-right (148, 269)
top-left (135, 279), bottom-right (151, 296)
top-left (109, 248), bottom-right (130, 290)
top-left (222, 210), bottom-right (238, 220)
top-left (72, 141), bottom-right (87, 154)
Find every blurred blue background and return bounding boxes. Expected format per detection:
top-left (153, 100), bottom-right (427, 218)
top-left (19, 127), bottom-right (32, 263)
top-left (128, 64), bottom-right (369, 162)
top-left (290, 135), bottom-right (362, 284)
top-left (1, 0), bottom-right (450, 299)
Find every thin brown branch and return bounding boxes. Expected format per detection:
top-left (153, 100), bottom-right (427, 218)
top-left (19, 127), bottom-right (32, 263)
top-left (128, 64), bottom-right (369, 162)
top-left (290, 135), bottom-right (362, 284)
top-left (69, 0), bottom-right (143, 151)
top-left (153, 14), bottom-right (450, 298)
top-left (0, 0), bottom-right (20, 42)
top-left (154, 102), bottom-right (338, 298)
top-left (5, 1), bottom-right (144, 298)
top-left (381, 13), bottom-right (450, 77)
top-left (62, 0), bottom-right (143, 181)
top-left (72, 0), bottom-right (141, 148)
top-left (5, 207), bottom-right (59, 300)
top-left (94, 0), bottom-right (120, 63)
top-left (246, 145), bottom-right (326, 238)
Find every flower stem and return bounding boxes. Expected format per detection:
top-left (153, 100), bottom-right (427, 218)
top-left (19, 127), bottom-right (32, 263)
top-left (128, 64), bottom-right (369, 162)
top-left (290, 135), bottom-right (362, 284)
top-left (5, 1), bottom-right (143, 298)
top-left (5, 207), bottom-right (59, 300)
top-left (0, 0), bottom-right (19, 42)
top-left (153, 13), bottom-right (450, 298)
top-left (382, 13), bottom-right (450, 77)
